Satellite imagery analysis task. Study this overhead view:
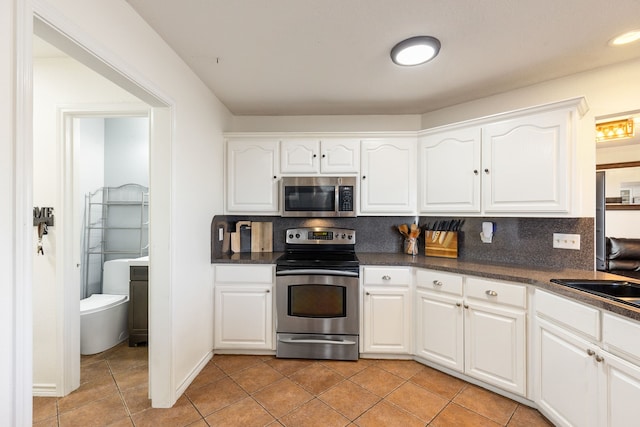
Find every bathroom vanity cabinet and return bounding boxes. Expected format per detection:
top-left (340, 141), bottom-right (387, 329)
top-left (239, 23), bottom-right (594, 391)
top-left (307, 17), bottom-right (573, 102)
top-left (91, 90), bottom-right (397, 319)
top-left (129, 265), bottom-right (148, 346)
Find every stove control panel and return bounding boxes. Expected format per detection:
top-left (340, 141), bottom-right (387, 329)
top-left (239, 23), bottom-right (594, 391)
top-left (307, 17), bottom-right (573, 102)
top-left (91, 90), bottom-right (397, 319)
top-left (285, 227), bottom-right (356, 245)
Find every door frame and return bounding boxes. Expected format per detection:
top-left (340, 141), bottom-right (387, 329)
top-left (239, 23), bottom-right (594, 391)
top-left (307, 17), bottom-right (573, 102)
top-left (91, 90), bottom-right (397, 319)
top-left (59, 108), bottom-right (150, 397)
top-left (14, 0), bottom-right (176, 418)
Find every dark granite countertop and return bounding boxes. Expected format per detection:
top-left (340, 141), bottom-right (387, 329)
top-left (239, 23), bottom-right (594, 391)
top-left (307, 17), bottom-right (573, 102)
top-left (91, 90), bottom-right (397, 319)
top-left (212, 252), bottom-right (640, 321)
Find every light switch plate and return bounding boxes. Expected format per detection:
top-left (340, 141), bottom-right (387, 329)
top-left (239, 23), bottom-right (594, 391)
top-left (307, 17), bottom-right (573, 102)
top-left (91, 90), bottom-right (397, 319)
top-left (553, 233), bottom-right (581, 250)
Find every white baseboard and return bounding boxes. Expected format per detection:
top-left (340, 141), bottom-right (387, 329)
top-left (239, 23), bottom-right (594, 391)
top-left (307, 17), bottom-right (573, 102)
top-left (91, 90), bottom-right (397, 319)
top-left (175, 350), bottom-right (213, 397)
top-left (32, 383), bottom-right (58, 397)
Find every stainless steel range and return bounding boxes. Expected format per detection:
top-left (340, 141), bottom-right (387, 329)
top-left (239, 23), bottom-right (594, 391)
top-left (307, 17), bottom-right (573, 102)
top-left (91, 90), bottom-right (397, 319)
top-left (275, 227), bottom-right (359, 361)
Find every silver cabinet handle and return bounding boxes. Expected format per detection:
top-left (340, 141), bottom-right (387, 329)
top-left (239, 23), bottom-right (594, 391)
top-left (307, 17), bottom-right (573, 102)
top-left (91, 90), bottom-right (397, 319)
top-left (382, 275), bottom-right (391, 280)
top-left (587, 349), bottom-right (596, 356)
top-left (595, 355), bottom-right (604, 363)
top-left (485, 290), bottom-right (498, 297)
top-left (433, 280), bottom-right (443, 286)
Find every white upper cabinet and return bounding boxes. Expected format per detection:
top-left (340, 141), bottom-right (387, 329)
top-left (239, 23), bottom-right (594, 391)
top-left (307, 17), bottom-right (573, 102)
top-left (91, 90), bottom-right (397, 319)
top-left (482, 109), bottom-right (570, 213)
top-left (419, 98), bottom-right (586, 215)
top-left (280, 139), bottom-right (319, 173)
top-left (360, 138), bottom-right (417, 214)
top-left (419, 126), bottom-right (481, 213)
top-left (226, 139), bottom-right (280, 214)
top-left (320, 139), bottom-right (360, 173)
top-left (280, 138), bottom-right (359, 174)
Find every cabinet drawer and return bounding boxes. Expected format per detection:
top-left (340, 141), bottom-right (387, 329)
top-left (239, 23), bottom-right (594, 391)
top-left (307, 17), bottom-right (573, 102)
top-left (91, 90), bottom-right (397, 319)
top-left (465, 277), bottom-right (526, 309)
top-left (215, 265), bottom-right (274, 284)
top-left (415, 269), bottom-right (463, 296)
top-left (603, 313), bottom-right (640, 363)
top-left (130, 266), bottom-right (148, 281)
top-left (362, 266), bottom-right (411, 286)
top-left (535, 289), bottom-right (600, 340)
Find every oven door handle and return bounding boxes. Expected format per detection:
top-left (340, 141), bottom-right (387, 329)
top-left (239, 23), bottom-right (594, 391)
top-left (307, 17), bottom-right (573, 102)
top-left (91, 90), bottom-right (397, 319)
top-left (276, 269), bottom-right (358, 277)
top-left (278, 337), bottom-right (357, 345)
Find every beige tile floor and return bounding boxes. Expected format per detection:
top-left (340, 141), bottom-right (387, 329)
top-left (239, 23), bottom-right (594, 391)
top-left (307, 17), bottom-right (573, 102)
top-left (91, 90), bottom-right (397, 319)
top-left (33, 342), bottom-right (553, 426)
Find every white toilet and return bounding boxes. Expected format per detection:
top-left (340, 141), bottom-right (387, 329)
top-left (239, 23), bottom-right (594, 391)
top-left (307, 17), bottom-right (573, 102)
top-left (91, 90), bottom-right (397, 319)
top-left (80, 256), bottom-right (148, 355)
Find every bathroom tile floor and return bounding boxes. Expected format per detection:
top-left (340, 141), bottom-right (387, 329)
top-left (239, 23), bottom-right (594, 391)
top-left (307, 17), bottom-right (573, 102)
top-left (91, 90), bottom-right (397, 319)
top-left (33, 343), bottom-right (553, 426)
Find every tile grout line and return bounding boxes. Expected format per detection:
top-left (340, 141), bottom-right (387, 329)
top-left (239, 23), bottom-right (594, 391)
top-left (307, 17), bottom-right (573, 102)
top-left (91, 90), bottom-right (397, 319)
top-left (105, 354), bottom-right (141, 426)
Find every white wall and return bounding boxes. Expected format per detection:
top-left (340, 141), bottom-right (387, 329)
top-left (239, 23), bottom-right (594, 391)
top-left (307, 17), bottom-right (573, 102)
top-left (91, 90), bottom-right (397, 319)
top-left (78, 118), bottom-right (105, 198)
top-left (231, 114), bottom-right (422, 132)
top-left (37, 0), bottom-right (233, 407)
top-left (104, 116), bottom-right (149, 187)
top-left (419, 58), bottom-right (640, 130)
top-left (32, 56), bottom-right (142, 395)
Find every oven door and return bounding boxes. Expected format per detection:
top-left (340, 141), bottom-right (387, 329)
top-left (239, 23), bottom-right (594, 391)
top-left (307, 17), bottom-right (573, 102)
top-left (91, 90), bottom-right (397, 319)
top-left (275, 272), bottom-right (359, 336)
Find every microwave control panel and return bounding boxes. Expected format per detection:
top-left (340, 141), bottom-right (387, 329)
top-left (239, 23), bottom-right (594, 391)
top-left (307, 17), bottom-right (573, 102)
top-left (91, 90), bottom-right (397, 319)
top-left (338, 186), bottom-right (354, 212)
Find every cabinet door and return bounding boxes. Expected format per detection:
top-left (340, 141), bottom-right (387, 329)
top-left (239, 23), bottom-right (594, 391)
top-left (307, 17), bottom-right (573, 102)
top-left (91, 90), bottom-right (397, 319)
top-left (226, 140), bottom-right (279, 213)
top-left (415, 289), bottom-right (463, 371)
top-left (280, 139), bottom-right (320, 173)
top-left (601, 351), bottom-right (640, 427)
top-left (419, 127), bottom-right (481, 213)
top-left (214, 285), bottom-right (273, 350)
top-left (481, 109), bottom-right (569, 213)
top-left (320, 139), bottom-right (360, 173)
top-left (534, 317), bottom-right (599, 427)
top-left (464, 302), bottom-right (526, 395)
top-left (362, 286), bottom-right (411, 354)
top-left (360, 139), bottom-right (416, 214)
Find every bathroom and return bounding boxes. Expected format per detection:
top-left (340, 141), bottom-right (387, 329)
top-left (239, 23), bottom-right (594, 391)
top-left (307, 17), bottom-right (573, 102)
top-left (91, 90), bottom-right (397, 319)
top-left (32, 39), bottom-right (151, 395)
top-left (77, 116), bottom-right (149, 355)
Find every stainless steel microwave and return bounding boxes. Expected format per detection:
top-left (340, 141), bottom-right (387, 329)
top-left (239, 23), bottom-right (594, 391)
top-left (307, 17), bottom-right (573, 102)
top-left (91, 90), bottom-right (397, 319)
top-left (281, 176), bottom-right (357, 217)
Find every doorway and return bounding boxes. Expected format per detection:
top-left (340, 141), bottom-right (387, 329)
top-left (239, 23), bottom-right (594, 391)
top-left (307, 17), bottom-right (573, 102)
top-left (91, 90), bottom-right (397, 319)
top-left (31, 14), bottom-right (174, 408)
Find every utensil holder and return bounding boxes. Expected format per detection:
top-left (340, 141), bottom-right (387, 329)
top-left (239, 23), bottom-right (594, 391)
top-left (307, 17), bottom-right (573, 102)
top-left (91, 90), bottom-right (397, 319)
top-left (425, 231), bottom-right (458, 258)
top-left (404, 237), bottom-right (418, 256)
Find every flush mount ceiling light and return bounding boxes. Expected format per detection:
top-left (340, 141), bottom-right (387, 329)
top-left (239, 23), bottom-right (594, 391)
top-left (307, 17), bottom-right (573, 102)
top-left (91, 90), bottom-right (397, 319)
top-left (609, 29), bottom-right (640, 46)
top-left (595, 119), bottom-right (635, 142)
top-left (390, 36), bottom-right (441, 66)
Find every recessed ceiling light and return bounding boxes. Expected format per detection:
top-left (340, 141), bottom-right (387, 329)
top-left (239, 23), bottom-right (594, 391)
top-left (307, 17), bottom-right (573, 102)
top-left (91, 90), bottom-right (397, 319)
top-left (610, 29), bottom-right (640, 46)
top-left (390, 36), bottom-right (441, 66)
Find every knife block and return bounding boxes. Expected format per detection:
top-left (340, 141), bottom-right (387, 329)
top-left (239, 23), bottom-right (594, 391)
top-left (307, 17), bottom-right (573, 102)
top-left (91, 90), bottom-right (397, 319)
top-left (425, 231), bottom-right (458, 258)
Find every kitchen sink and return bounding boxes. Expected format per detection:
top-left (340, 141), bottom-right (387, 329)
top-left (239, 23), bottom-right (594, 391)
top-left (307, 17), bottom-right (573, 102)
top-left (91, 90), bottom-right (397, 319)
top-left (550, 279), bottom-right (640, 308)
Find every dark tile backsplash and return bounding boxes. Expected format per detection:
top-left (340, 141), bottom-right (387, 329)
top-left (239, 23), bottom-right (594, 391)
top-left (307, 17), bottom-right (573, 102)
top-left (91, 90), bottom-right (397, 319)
top-left (212, 215), bottom-right (595, 270)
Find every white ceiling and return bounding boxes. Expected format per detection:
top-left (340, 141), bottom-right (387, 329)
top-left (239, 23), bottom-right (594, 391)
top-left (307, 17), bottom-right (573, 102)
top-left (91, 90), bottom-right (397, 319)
top-left (82, 1), bottom-right (640, 116)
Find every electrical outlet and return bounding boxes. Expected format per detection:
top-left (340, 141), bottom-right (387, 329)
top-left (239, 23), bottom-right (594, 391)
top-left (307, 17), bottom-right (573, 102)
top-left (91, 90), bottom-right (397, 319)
top-left (218, 227), bottom-right (224, 241)
top-left (553, 233), bottom-right (581, 250)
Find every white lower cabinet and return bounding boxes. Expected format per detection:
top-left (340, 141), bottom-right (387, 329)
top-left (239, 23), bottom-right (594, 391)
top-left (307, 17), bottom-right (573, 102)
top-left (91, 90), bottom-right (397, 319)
top-left (362, 266), bottom-right (412, 354)
top-left (214, 265), bottom-right (274, 350)
top-left (415, 270), bottom-right (464, 371)
top-left (534, 290), bottom-right (640, 426)
top-left (535, 316), bottom-right (599, 426)
top-left (415, 270), bottom-right (526, 396)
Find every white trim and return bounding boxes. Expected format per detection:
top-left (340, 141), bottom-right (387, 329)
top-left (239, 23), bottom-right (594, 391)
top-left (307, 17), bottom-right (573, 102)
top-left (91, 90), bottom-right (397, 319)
top-left (55, 106), bottom-right (152, 397)
top-left (176, 351), bottom-right (213, 397)
top-left (32, 383), bottom-right (58, 397)
top-left (31, 2), bottom-right (176, 408)
top-left (14, 0), bottom-right (34, 424)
